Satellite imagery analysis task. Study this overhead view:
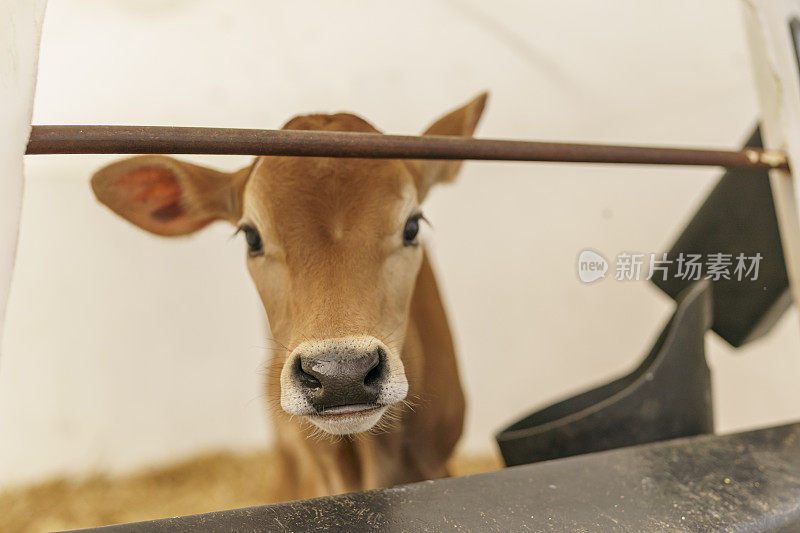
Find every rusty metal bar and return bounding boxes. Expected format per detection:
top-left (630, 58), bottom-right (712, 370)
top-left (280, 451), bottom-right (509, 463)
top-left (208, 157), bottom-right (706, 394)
top-left (25, 125), bottom-right (790, 171)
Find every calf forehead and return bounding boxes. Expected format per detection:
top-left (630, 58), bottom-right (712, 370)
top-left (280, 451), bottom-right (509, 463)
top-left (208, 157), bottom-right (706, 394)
top-left (244, 156), bottom-right (415, 261)
top-left (242, 112), bottom-right (418, 261)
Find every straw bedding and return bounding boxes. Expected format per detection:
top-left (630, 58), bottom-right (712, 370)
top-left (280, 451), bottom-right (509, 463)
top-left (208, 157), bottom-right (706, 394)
top-left (0, 449), bottom-right (501, 532)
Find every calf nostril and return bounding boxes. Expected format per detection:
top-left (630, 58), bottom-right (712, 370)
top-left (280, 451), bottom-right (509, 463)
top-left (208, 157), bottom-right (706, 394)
top-left (363, 348), bottom-right (384, 387)
top-left (295, 357), bottom-right (322, 389)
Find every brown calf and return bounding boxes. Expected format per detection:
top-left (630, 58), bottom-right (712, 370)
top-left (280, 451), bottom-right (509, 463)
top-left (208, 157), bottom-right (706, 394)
top-left (90, 93), bottom-right (487, 501)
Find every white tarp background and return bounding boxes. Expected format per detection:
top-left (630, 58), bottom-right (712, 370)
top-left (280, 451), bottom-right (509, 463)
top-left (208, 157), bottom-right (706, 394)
top-left (1, 0), bottom-right (799, 488)
top-left (0, 1), bottom-right (47, 360)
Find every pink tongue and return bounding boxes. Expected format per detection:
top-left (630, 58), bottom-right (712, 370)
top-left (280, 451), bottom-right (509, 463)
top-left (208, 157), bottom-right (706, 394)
top-left (322, 404), bottom-right (376, 415)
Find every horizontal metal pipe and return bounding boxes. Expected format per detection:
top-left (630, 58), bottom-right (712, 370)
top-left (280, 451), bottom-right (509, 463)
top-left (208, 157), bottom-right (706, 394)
top-left (25, 125), bottom-right (790, 171)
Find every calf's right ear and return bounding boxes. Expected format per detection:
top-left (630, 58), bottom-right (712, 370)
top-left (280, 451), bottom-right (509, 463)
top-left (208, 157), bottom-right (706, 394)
top-left (91, 155), bottom-right (251, 236)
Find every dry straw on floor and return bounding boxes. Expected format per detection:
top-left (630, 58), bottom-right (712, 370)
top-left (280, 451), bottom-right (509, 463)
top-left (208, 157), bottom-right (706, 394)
top-left (0, 450), bottom-right (501, 532)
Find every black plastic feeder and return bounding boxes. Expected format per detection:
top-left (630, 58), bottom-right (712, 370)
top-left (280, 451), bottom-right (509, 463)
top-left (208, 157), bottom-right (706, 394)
top-left (496, 281), bottom-right (715, 467)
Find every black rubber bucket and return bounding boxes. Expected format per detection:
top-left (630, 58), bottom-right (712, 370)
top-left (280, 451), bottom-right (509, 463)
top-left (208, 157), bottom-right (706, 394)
top-left (496, 281), bottom-right (715, 467)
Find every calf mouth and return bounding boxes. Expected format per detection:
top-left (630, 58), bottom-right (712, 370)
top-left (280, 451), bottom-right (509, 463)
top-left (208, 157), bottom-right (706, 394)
top-left (307, 404), bottom-right (389, 435)
top-left (317, 403), bottom-right (383, 417)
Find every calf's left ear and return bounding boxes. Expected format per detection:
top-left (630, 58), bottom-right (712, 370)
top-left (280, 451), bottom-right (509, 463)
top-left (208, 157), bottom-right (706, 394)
top-left (409, 91), bottom-right (488, 201)
top-left (91, 155), bottom-right (251, 236)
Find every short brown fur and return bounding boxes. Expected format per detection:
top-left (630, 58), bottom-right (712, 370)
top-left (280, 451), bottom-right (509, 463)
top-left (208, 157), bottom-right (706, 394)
top-left (90, 93), bottom-right (487, 501)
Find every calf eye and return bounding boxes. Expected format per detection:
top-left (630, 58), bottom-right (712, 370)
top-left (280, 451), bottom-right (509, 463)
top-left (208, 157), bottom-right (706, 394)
top-left (403, 214), bottom-right (422, 246)
top-left (238, 225), bottom-right (263, 257)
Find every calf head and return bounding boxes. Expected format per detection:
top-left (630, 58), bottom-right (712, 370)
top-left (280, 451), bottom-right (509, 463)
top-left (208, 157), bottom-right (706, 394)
top-left (91, 94), bottom-right (486, 435)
